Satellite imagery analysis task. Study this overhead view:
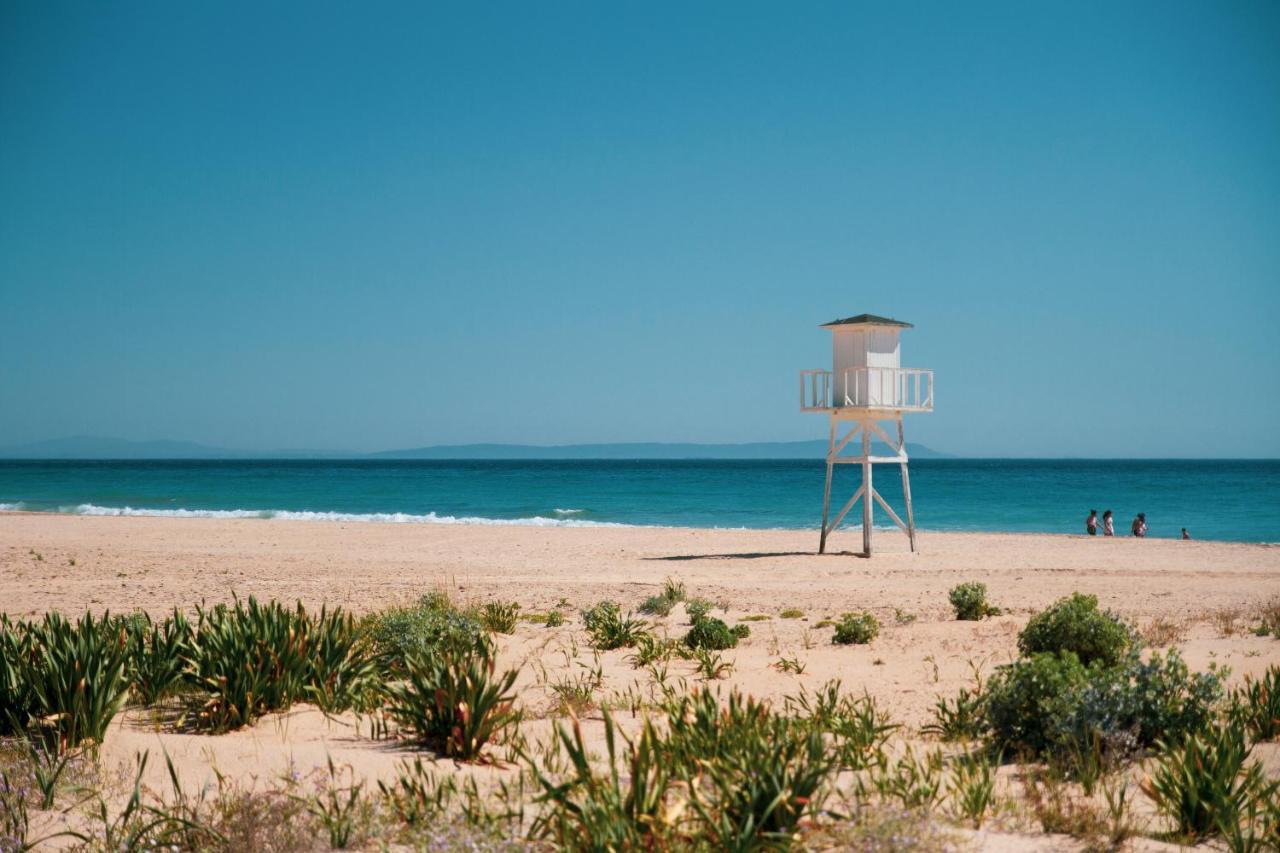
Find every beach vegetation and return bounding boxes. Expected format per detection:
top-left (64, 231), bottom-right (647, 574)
top-left (637, 595), bottom-right (674, 617)
top-left (1230, 665), bottom-right (1280, 742)
top-left (544, 610), bottom-right (564, 628)
top-left (785, 681), bottom-right (898, 771)
top-left (832, 611), bottom-right (879, 645)
top-left (122, 609), bottom-right (193, 706)
top-left (869, 744), bottom-right (946, 810)
top-left (479, 601), bottom-right (519, 634)
top-left (1142, 724), bottom-right (1270, 841)
top-left (1018, 592), bottom-right (1135, 667)
top-left (683, 616), bottom-right (749, 651)
top-left (661, 577), bottom-right (686, 603)
top-left (384, 635), bottom-right (519, 760)
top-left (362, 592), bottom-right (485, 674)
top-left (894, 607), bottom-right (917, 624)
top-left (923, 685), bottom-right (986, 741)
top-left (780, 608), bottom-right (804, 619)
top-left (948, 582), bottom-right (1000, 621)
top-left (581, 600), bottom-right (647, 650)
top-left (3, 611), bottom-right (131, 754)
top-left (773, 656), bottom-right (806, 675)
top-left (947, 749), bottom-right (999, 828)
top-left (304, 606), bottom-right (379, 713)
top-left (626, 632), bottom-right (676, 668)
top-left (683, 598), bottom-right (712, 624)
top-left (740, 614), bottom-right (770, 622)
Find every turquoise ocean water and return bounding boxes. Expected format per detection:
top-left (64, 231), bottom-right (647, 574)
top-left (0, 459), bottom-right (1277, 543)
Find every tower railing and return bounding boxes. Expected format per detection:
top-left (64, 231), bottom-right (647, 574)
top-left (800, 367), bottom-right (933, 412)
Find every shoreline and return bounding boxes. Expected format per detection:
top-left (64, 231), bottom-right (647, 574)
top-left (2, 508), bottom-right (1273, 545)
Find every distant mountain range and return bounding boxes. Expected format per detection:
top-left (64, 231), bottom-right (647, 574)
top-left (0, 436), bottom-right (949, 460)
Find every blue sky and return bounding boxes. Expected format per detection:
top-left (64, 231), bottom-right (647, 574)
top-left (2, 1), bottom-right (1277, 456)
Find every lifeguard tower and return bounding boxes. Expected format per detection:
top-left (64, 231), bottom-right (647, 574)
top-left (800, 314), bottom-right (933, 555)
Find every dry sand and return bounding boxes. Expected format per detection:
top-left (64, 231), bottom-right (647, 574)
top-left (4, 512), bottom-right (1280, 849)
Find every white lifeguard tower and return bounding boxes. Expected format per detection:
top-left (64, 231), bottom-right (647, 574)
top-left (800, 314), bottom-right (933, 555)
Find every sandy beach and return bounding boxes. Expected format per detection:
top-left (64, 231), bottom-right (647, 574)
top-left (4, 512), bottom-right (1280, 849)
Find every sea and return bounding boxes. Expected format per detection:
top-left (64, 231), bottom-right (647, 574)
top-left (0, 459), bottom-right (1277, 543)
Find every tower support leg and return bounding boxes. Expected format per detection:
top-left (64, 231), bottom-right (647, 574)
top-left (818, 416), bottom-right (836, 554)
top-left (861, 419), bottom-right (873, 556)
top-left (898, 416), bottom-right (917, 553)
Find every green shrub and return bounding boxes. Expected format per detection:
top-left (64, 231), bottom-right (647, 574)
top-left (685, 617), bottom-right (749, 651)
top-left (922, 686), bottom-right (986, 741)
top-left (985, 647), bottom-right (1225, 759)
top-left (984, 651), bottom-right (1090, 756)
top-left (385, 636), bottom-right (519, 760)
top-left (832, 612), bottom-right (879, 645)
top-left (1018, 593), bottom-right (1133, 667)
top-left (123, 610), bottom-right (193, 706)
top-left (949, 582), bottom-right (1000, 621)
top-left (661, 577), bottom-right (687, 603)
top-left (581, 601), bottom-right (647, 650)
top-left (544, 610), bottom-right (565, 628)
top-left (362, 593), bottom-right (485, 673)
top-left (780, 608), bottom-right (804, 620)
top-left (5, 612), bottom-right (131, 754)
top-left (480, 602), bottom-right (519, 634)
top-left (1143, 724), bottom-right (1269, 841)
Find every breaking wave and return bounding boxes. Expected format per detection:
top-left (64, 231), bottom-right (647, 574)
top-left (51, 503), bottom-right (633, 528)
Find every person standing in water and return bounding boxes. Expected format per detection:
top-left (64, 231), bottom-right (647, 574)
top-left (1086, 509), bottom-right (1099, 536)
top-left (1102, 510), bottom-right (1114, 536)
top-left (1132, 513), bottom-right (1147, 537)
top-left (1182, 528), bottom-right (1191, 540)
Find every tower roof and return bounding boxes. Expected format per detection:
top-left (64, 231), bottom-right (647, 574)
top-left (820, 313), bottom-right (913, 329)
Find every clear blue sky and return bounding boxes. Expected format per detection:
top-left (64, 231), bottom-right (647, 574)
top-left (2, 1), bottom-right (1277, 456)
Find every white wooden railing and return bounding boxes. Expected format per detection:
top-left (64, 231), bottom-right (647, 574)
top-left (800, 367), bottom-right (933, 412)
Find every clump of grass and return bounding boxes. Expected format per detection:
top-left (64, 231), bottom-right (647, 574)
top-left (949, 582), bottom-right (1000, 621)
top-left (581, 601), bottom-right (647, 650)
top-left (637, 596), bottom-right (674, 617)
top-left (545, 610), bottom-right (565, 628)
top-left (549, 666), bottom-right (603, 715)
top-left (740, 614), bottom-right (770, 622)
top-left (774, 656), bottom-right (807, 675)
top-left (832, 612), bottom-right (879, 645)
top-left (122, 609), bottom-right (193, 706)
top-left (480, 601), bottom-right (519, 634)
top-left (385, 635), bottom-right (519, 760)
top-left (1142, 615), bottom-right (1187, 647)
top-left (691, 647), bottom-right (733, 680)
top-left (948, 750), bottom-right (998, 828)
top-left (922, 685), bottom-right (986, 741)
top-left (627, 633), bottom-right (676, 668)
top-left (786, 681), bottom-right (898, 771)
top-left (780, 608), bottom-right (804, 619)
top-left (894, 608), bottom-right (917, 624)
top-left (1252, 597), bottom-right (1280, 637)
top-left (661, 577), bottom-right (686, 602)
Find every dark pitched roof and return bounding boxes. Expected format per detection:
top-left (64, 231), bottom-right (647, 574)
top-left (820, 313), bottom-right (913, 329)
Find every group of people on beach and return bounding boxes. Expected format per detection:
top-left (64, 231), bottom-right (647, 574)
top-left (1086, 509), bottom-right (1190, 540)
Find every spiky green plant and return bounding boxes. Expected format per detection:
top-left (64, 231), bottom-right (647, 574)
top-left (123, 610), bottom-right (193, 706)
top-left (581, 601), bottom-right (647, 650)
top-left (384, 636), bottom-right (519, 760)
top-left (948, 750), bottom-right (999, 828)
top-left (306, 606), bottom-right (378, 713)
top-left (1231, 665), bottom-right (1280, 742)
top-left (922, 686), bottom-right (986, 741)
top-left (480, 601), bottom-right (519, 634)
top-left (527, 709), bottom-right (677, 849)
top-left (785, 680), bottom-right (898, 770)
top-left (1143, 724), bottom-right (1268, 841)
top-left (185, 598), bottom-right (314, 732)
top-left (10, 611), bottom-right (131, 754)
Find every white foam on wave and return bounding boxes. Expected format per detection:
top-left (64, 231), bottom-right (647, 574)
top-left (60, 503), bottom-right (631, 528)
top-left (553, 508), bottom-right (585, 515)
top-left (0, 502), bottom-right (27, 511)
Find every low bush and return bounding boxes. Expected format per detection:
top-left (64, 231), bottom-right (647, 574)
top-left (949, 582), bottom-right (1000, 621)
top-left (1018, 593), bottom-right (1134, 667)
top-left (684, 617), bottom-right (749, 651)
top-left (581, 601), bottom-right (647, 650)
top-left (984, 648), bottom-right (1225, 759)
top-left (385, 636), bottom-right (519, 760)
top-left (684, 598), bottom-right (713, 624)
top-left (637, 596), bottom-right (674, 617)
top-left (832, 612), bottom-right (879, 645)
top-left (362, 593), bottom-right (485, 674)
top-left (544, 610), bottom-right (565, 628)
top-left (780, 608), bottom-right (804, 619)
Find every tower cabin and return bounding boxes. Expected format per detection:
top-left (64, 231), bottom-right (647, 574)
top-left (799, 314), bottom-right (933, 556)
